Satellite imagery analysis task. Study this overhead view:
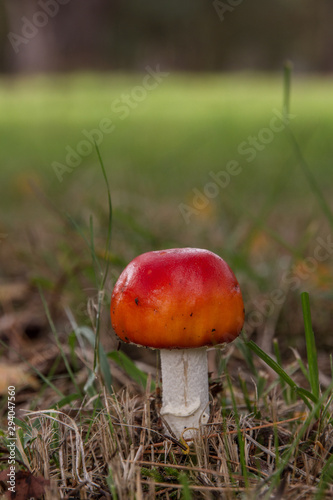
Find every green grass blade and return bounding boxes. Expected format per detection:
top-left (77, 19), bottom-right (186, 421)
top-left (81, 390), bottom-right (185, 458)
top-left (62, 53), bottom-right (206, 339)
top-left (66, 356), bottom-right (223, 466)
top-left (267, 378), bottom-right (333, 495)
top-left (95, 143), bottom-right (113, 291)
top-left (227, 373), bottom-right (249, 487)
top-left (315, 453), bottom-right (333, 500)
top-left (68, 318), bottom-right (113, 394)
top-left (39, 287), bottom-right (82, 396)
top-left (238, 372), bottom-right (253, 413)
top-left (245, 340), bottom-right (313, 410)
top-left (108, 351), bottom-right (154, 391)
top-left (50, 393), bottom-right (81, 409)
top-left (89, 215), bottom-right (100, 288)
top-left (301, 292), bottom-right (320, 401)
top-left (179, 473), bottom-right (192, 500)
top-left (65, 212), bottom-right (102, 284)
top-left (283, 60), bottom-right (293, 118)
top-left (93, 144), bottom-right (113, 379)
top-left (107, 467), bottom-right (118, 499)
top-left (296, 387), bottom-right (318, 404)
top-left (321, 392), bottom-right (333, 423)
top-left (235, 335), bottom-right (258, 376)
top-left (290, 347), bottom-right (310, 383)
top-left (13, 417), bottom-right (34, 434)
top-left (273, 338), bottom-right (287, 403)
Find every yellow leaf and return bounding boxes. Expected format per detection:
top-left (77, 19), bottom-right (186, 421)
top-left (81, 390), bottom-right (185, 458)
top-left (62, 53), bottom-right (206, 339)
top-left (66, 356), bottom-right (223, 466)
top-left (0, 363), bottom-right (40, 394)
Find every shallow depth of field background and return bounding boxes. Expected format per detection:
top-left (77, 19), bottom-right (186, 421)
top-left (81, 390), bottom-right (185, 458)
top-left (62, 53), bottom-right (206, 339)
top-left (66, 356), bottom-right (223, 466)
top-left (0, 1), bottom-right (332, 372)
top-left (1, 2), bottom-right (333, 498)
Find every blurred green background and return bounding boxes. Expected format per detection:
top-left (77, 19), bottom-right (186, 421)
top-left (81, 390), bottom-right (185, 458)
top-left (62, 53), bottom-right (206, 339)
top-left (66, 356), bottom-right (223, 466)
top-left (1, 73), bottom-right (332, 212)
top-left (0, 0), bottom-right (332, 355)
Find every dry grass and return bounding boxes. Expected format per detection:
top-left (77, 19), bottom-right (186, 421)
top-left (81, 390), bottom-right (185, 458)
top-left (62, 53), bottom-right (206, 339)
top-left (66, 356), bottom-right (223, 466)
top-left (0, 208), bottom-right (332, 498)
top-left (5, 361), bottom-right (331, 500)
top-left (0, 225), bottom-right (332, 498)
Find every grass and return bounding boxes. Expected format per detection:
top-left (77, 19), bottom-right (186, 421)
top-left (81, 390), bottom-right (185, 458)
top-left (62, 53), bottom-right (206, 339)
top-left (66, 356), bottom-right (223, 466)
top-left (1, 72), bottom-right (333, 208)
top-left (1, 73), bottom-right (332, 301)
top-left (2, 297), bottom-right (332, 498)
top-left (0, 70), bottom-right (333, 498)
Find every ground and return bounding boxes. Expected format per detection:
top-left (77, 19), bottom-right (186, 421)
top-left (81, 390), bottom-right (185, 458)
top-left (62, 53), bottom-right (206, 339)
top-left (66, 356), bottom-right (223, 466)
top-left (0, 73), bottom-right (332, 498)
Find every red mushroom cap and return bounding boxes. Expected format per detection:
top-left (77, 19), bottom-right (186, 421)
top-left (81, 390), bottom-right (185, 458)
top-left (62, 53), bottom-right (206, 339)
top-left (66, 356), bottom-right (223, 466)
top-left (110, 248), bottom-right (244, 349)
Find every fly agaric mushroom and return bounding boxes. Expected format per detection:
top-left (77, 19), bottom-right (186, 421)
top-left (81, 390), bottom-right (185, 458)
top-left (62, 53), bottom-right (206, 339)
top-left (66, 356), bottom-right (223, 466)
top-left (110, 248), bottom-right (244, 439)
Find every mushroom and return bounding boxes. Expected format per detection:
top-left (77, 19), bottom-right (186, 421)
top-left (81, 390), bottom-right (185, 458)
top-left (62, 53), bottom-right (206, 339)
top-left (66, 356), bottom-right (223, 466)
top-left (110, 248), bottom-right (244, 439)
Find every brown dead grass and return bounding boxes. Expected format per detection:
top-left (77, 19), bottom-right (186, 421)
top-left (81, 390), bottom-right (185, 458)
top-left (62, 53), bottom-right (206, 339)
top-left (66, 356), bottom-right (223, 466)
top-left (2, 371), bottom-right (330, 500)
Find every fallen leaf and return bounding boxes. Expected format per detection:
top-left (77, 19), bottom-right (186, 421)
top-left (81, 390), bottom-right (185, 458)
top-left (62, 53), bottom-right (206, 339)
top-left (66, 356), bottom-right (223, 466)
top-left (0, 469), bottom-right (49, 499)
top-left (0, 283), bottom-right (28, 304)
top-left (0, 364), bottom-right (40, 395)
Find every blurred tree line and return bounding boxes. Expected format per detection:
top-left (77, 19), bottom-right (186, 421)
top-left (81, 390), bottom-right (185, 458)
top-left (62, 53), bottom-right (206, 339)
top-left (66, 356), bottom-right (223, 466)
top-left (0, 0), bottom-right (332, 73)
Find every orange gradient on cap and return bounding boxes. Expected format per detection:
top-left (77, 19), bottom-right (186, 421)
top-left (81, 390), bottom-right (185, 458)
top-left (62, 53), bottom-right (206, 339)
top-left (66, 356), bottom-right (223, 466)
top-left (110, 248), bottom-right (244, 349)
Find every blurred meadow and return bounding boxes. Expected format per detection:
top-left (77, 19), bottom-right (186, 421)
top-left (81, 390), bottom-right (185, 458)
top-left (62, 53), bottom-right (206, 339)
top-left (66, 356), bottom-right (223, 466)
top-left (1, 0), bottom-right (333, 497)
top-left (1, 72), bottom-right (332, 351)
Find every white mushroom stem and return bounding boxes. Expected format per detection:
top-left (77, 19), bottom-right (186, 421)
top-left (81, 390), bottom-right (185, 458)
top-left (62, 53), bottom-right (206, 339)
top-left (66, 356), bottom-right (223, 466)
top-left (160, 348), bottom-right (210, 440)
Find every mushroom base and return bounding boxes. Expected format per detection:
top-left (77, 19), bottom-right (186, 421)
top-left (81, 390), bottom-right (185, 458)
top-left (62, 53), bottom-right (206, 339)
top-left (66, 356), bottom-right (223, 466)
top-left (160, 348), bottom-right (210, 440)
